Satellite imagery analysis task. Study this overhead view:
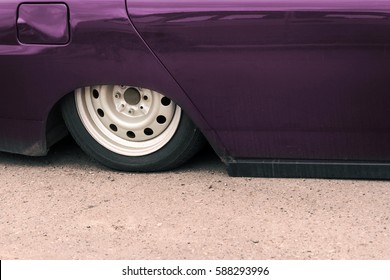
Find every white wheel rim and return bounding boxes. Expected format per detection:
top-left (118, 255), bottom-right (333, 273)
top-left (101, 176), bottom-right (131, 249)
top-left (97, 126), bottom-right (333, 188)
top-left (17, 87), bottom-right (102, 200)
top-left (75, 85), bottom-right (181, 156)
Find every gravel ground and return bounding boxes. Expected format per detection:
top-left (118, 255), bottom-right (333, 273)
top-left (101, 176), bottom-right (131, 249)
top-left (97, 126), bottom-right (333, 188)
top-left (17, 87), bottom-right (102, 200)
top-left (0, 137), bottom-right (390, 259)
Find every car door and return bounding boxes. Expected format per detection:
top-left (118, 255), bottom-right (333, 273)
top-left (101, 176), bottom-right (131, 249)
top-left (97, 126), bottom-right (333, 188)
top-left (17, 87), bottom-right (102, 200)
top-left (127, 0), bottom-right (390, 161)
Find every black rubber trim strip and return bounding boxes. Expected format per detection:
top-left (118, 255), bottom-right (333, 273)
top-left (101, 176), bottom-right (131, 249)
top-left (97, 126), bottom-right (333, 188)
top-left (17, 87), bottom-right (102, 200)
top-left (227, 159), bottom-right (390, 179)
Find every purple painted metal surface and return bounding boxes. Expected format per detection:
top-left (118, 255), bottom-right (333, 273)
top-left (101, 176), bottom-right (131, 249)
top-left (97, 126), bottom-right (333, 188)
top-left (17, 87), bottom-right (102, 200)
top-left (127, 0), bottom-right (390, 161)
top-left (1, 0), bottom-right (390, 167)
top-left (17, 3), bottom-right (70, 44)
top-left (0, 0), bottom-right (216, 156)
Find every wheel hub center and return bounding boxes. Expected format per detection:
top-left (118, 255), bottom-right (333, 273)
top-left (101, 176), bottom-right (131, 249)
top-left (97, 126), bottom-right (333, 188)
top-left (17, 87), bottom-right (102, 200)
top-left (124, 88), bottom-right (141, 105)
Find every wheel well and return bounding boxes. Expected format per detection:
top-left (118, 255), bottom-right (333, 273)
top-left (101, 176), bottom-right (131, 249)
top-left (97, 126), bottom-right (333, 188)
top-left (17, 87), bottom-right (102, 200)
top-left (44, 94), bottom-right (70, 152)
top-left (44, 86), bottom-right (211, 155)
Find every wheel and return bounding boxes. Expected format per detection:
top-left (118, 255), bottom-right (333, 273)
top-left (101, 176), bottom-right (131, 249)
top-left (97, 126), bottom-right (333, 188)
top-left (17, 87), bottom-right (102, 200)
top-left (61, 85), bottom-right (205, 171)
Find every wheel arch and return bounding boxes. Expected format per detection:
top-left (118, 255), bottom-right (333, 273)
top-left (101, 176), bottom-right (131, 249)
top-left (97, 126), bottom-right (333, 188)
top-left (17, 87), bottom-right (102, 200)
top-left (43, 83), bottom-right (224, 160)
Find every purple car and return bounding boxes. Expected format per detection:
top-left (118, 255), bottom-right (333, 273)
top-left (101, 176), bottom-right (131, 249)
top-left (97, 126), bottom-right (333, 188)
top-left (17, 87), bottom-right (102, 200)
top-left (2, 0), bottom-right (390, 179)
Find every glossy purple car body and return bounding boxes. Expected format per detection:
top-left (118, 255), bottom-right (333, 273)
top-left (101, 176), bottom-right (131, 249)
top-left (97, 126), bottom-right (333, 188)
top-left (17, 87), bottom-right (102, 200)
top-left (2, 0), bottom-right (390, 179)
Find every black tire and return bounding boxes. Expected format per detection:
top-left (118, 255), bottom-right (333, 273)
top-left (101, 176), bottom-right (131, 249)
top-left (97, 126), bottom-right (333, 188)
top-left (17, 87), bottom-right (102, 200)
top-left (61, 87), bottom-right (205, 172)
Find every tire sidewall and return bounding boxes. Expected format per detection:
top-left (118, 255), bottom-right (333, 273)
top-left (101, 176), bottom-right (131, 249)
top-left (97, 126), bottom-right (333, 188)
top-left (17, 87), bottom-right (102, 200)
top-left (62, 92), bottom-right (201, 171)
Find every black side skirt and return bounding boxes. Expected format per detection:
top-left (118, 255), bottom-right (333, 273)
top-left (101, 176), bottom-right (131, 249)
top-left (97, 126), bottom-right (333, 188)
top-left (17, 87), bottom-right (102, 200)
top-left (227, 159), bottom-right (390, 179)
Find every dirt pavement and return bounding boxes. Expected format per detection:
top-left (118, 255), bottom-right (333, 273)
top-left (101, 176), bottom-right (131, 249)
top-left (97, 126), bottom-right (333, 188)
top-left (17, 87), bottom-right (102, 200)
top-left (0, 137), bottom-right (390, 259)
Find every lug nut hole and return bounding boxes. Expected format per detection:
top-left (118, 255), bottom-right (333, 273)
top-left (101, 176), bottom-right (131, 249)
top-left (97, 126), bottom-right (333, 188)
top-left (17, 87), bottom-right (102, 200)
top-left (157, 115), bottom-right (167, 124)
top-left (144, 128), bottom-right (154, 136)
top-left (97, 109), bottom-right (104, 117)
top-left (92, 89), bottom-right (99, 99)
top-left (127, 131), bottom-right (136, 139)
top-left (161, 97), bottom-right (171, 106)
top-left (110, 124), bottom-right (118, 132)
